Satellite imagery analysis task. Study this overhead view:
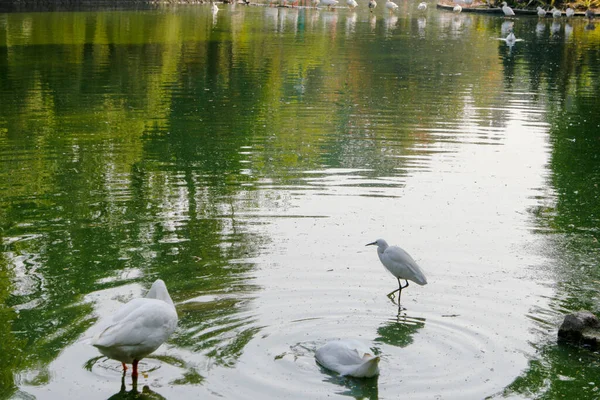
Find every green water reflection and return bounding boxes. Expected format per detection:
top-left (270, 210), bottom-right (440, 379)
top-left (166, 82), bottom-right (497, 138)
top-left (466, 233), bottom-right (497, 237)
top-left (1, 5), bottom-right (600, 399)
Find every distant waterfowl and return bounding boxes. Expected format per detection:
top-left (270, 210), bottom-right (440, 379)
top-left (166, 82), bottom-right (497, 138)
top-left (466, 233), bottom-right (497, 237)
top-left (369, 0), bottom-right (377, 12)
top-left (551, 7), bottom-right (562, 18)
top-left (537, 6), bottom-right (546, 17)
top-left (91, 279), bottom-right (178, 379)
top-left (586, 8), bottom-right (595, 19)
top-left (501, 1), bottom-right (515, 16)
top-left (347, 0), bottom-right (358, 9)
top-left (212, 2), bottom-right (219, 12)
top-left (453, 4), bottom-right (462, 12)
top-left (366, 239), bottom-right (427, 301)
top-left (566, 7), bottom-right (575, 17)
top-left (320, 0), bottom-right (338, 8)
top-left (417, 1), bottom-right (427, 11)
top-left (386, 0), bottom-right (399, 13)
top-left (315, 340), bottom-right (380, 378)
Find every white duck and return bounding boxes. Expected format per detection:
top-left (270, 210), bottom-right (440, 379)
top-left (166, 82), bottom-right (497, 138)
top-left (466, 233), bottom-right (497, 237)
top-left (417, 1), bottom-right (427, 11)
top-left (347, 0), bottom-right (358, 9)
top-left (501, 1), bottom-right (515, 16)
top-left (316, 340), bottom-right (380, 378)
top-left (453, 4), bottom-right (462, 12)
top-left (91, 279), bottom-right (178, 378)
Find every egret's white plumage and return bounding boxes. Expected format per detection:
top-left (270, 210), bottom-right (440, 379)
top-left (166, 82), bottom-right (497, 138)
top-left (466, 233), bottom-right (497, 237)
top-left (366, 239), bottom-right (427, 301)
top-left (369, 0), bottom-right (377, 12)
top-left (501, 1), bottom-right (515, 16)
top-left (417, 1), bottom-right (427, 11)
top-left (551, 7), bottom-right (561, 18)
top-left (537, 6), bottom-right (546, 17)
top-left (91, 279), bottom-right (178, 378)
top-left (386, 0), bottom-right (399, 13)
top-left (566, 7), bottom-right (575, 17)
top-left (316, 340), bottom-right (380, 378)
top-left (453, 4), bottom-right (462, 12)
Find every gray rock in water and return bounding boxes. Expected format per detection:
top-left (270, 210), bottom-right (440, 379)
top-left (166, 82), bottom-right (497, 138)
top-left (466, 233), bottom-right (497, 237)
top-left (558, 311), bottom-right (600, 348)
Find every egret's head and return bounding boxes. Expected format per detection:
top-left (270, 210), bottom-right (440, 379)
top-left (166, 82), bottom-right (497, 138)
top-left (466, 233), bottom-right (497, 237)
top-left (366, 239), bottom-right (388, 249)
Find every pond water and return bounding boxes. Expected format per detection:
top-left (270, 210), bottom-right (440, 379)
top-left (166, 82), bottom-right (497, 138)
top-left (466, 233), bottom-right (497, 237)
top-left (1, 3), bottom-right (600, 399)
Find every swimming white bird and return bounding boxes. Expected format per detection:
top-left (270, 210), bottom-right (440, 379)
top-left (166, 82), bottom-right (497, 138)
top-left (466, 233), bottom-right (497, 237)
top-left (386, 0), bottom-right (399, 13)
top-left (315, 340), bottom-right (380, 378)
top-left (453, 4), bottom-right (462, 12)
top-left (347, 0), bottom-right (358, 8)
top-left (366, 239), bottom-right (427, 301)
top-left (369, 0), bottom-right (377, 12)
top-left (91, 279), bottom-right (178, 379)
top-left (212, 2), bottom-right (219, 12)
top-left (417, 1), bottom-right (427, 11)
top-left (537, 6), bottom-right (546, 17)
top-left (501, 1), bottom-right (515, 16)
top-left (551, 7), bottom-right (561, 18)
top-left (566, 7), bottom-right (575, 17)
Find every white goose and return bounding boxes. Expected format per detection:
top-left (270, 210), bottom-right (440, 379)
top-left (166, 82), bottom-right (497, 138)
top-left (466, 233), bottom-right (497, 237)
top-left (316, 340), bottom-right (380, 378)
top-left (91, 279), bottom-right (178, 378)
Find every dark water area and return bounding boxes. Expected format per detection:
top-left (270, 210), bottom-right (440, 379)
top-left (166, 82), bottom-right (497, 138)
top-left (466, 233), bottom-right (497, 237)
top-left (2, 3), bottom-right (600, 399)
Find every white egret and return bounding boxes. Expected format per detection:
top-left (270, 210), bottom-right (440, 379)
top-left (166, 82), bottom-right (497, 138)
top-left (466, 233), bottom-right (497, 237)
top-left (315, 340), bottom-right (380, 378)
top-left (453, 4), bottom-right (462, 12)
top-left (91, 279), bottom-right (178, 379)
top-left (536, 6), bottom-right (546, 17)
top-left (369, 0), bottom-right (377, 12)
top-left (566, 7), bottom-right (575, 17)
top-left (551, 7), bottom-right (561, 18)
top-left (386, 0), bottom-right (399, 13)
top-left (347, 0), bottom-right (358, 9)
top-left (417, 1), bottom-right (427, 11)
top-left (501, 1), bottom-right (515, 16)
top-left (366, 239), bottom-right (427, 301)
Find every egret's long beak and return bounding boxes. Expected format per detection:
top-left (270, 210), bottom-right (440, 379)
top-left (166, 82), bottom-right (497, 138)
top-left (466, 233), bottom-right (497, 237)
top-left (366, 241), bottom-right (376, 246)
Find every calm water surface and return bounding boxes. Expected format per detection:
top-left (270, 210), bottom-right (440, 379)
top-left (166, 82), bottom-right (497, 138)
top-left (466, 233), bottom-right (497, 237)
top-left (1, 4), bottom-right (600, 399)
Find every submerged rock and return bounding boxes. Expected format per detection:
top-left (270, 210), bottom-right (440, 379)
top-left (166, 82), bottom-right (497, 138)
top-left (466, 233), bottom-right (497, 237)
top-left (558, 311), bottom-right (600, 349)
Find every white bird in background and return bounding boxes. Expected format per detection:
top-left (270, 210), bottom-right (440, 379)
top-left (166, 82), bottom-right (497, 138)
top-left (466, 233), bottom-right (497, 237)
top-left (386, 0), bottom-right (399, 13)
top-left (316, 340), bottom-right (380, 378)
top-left (453, 3), bottom-right (462, 12)
top-left (417, 1), bottom-right (427, 11)
top-left (551, 7), bottom-right (562, 17)
top-left (212, 2), bottom-right (219, 12)
top-left (566, 7), bottom-right (575, 17)
top-left (501, 1), bottom-right (515, 16)
top-left (320, 0), bottom-right (339, 8)
top-left (366, 239), bottom-right (427, 301)
top-left (537, 6), bottom-right (546, 17)
top-left (369, 0), bottom-right (377, 12)
top-left (91, 279), bottom-right (178, 379)
top-left (347, 0), bottom-right (358, 9)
